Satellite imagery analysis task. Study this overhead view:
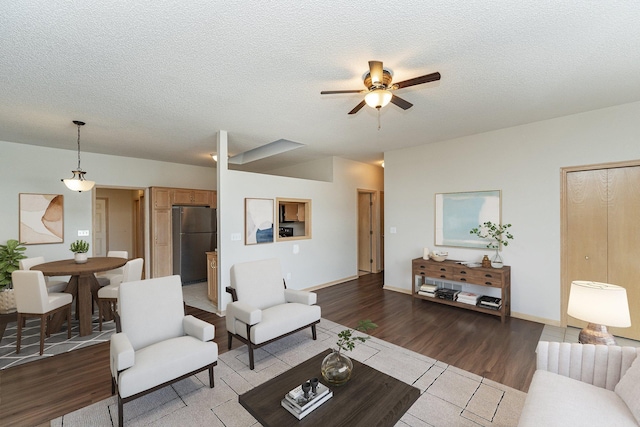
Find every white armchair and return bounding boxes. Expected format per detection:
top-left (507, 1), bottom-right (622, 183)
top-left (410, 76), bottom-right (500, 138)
top-left (226, 258), bottom-right (321, 370)
top-left (110, 275), bottom-right (218, 427)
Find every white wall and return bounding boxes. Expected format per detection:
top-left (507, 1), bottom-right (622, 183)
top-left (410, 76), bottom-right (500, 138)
top-left (217, 131), bottom-right (384, 311)
top-left (384, 101), bottom-right (640, 325)
top-left (0, 140), bottom-right (215, 262)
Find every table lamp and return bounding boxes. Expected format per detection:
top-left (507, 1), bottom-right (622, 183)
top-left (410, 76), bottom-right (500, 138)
top-left (567, 280), bottom-right (631, 345)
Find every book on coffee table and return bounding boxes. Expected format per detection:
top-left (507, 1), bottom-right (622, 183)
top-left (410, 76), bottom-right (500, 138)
top-left (281, 383), bottom-right (333, 419)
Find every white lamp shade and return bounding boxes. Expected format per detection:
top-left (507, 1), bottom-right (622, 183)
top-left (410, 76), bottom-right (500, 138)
top-left (63, 175), bottom-right (95, 192)
top-left (364, 89), bottom-right (393, 109)
top-left (567, 281), bottom-right (631, 327)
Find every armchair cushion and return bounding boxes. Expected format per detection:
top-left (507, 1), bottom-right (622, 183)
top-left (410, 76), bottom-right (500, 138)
top-left (615, 357), bottom-right (640, 423)
top-left (284, 289), bottom-right (317, 305)
top-left (117, 335), bottom-right (218, 399)
top-left (233, 303), bottom-right (321, 345)
top-left (230, 258), bottom-right (286, 309)
top-left (183, 315), bottom-right (215, 341)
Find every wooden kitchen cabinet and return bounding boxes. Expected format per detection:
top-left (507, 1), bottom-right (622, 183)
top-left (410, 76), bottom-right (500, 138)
top-left (206, 251), bottom-right (218, 306)
top-left (172, 189), bottom-right (215, 207)
top-left (150, 187), bottom-right (217, 278)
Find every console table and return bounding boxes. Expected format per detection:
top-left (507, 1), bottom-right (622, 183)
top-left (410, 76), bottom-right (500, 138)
top-left (412, 258), bottom-right (511, 322)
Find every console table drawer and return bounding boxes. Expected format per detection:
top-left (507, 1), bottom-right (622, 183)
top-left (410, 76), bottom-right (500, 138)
top-left (414, 262), bottom-right (452, 278)
top-left (453, 271), bottom-right (502, 287)
top-left (453, 268), bottom-right (503, 286)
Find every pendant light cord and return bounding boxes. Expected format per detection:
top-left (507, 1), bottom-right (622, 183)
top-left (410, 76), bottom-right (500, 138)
top-left (76, 124), bottom-right (82, 170)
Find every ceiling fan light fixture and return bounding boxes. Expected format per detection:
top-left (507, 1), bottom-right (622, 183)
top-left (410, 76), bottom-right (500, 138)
top-left (364, 89), bottom-right (392, 109)
top-left (62, 120), bottom-right (95, 192)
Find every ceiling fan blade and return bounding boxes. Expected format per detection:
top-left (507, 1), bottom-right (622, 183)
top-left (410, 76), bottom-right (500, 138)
top-left (348, 100), bottom-right (366, 115)
top-left (321, 90), bottom-right (363, 95)
top-left (390, 94), bottom-right (413, 110)
top-left (394, 72), bottom-right (441, 89)
top-left (368, 60), bottom-right (384, 85)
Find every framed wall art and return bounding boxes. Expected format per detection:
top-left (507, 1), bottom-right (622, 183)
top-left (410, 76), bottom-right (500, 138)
top-left (245, 198), bottom-right (274, 245)
top-left (19, 193), bottom-right (64, 244)
top-left (434, 190), bottom-right (501, 248)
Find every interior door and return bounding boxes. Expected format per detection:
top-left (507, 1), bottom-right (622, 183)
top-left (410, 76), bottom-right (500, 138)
top-left (358, 192), bottom-right (373, 273)
top-left (564, 165), bottom-right (640, 340)
top-left (607, 166), bottom-right (640, 339)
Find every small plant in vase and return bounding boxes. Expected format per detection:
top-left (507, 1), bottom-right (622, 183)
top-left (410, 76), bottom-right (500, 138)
top-left (0, 239), bottom-right (27, 313)
top-left (70, 239), bottom-right (90, 264)
top-left (469, 221), bottom-right (514, 268)
top-left (321, 319), bottom-right (377, 386)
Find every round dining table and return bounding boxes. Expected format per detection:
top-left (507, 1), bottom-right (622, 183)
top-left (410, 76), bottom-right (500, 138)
top-left (32, 257), bottom-right (127, 336)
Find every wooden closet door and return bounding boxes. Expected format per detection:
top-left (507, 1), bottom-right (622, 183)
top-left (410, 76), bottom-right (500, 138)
top-left (607, 166), bottom-right (640, 339)
top-left (566, 170), bottom-right (608, 329)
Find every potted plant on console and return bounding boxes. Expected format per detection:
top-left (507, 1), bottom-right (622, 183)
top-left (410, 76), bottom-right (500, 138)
top-left (0, 239), bottom-right (27, 313)
top-left (469, 221), bottom-right (514, 268)
top-left (70, 239), bottom-right (89, 264)
top-left (321, 319), bottom-right (377, 386)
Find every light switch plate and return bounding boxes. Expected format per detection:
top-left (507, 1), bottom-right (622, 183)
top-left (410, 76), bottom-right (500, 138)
top-left (78, 230), bottom-right (89, 237)
top-left (231, 233), bottom-right (241, 241)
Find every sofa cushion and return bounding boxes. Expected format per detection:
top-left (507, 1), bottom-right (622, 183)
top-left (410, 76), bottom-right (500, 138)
top-left (234, 303), bottom-right (321, 345)
top-left (615, 356), bottom-right (640, 423)
top-left (117, 335), bottom-right (218, 399)
top-left (519, 370), bottom-right (637, 427)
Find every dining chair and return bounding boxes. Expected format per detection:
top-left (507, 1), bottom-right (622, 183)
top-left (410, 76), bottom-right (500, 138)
top-left (95, 250), bottom-right (129, 287)
top-left (19, 256), bottom-right (68, 293)
top-left (97, 258), bottom-right (143, 331)
top-left (12, 270), bottom-right (73, 355)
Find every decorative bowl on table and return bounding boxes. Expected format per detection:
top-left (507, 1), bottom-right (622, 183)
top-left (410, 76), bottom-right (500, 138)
top-left (429, 251), bottom-right (448, 262)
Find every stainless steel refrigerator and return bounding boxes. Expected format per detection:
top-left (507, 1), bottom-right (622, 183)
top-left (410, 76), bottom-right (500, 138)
top-left (172, 206), bottom-right (217, 284)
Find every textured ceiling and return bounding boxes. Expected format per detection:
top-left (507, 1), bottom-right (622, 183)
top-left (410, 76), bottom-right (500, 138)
top-left (2, 2), bottom-right (640, 170)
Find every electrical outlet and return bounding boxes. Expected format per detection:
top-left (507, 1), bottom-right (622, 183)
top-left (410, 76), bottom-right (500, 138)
top-left (390, 227), bottom-right (397, 234)
top-left (78, 230), bottom-right (89, 237)
top-left (286, 273), bottom-right (291, 281)
top-left (293, 244), bottom-right (299, 254)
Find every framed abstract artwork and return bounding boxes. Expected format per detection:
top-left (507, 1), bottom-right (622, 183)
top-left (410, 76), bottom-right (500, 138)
top-left (434, 190), bottom-right (501, 248)
top-left (245, 198), bottom-right (274, 245)
top-left (19, 193), bottom-right (64, 244)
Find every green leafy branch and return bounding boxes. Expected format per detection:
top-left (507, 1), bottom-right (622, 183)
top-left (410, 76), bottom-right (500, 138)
top-left (470, 221), bottom-right (514, 249)
top-left (336, 319), bottom-right (378, 353)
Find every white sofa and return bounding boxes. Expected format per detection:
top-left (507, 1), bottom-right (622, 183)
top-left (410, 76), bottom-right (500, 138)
top-left (519, 341), bottom-right (640, 427)
top-left (225, 258), bottom-right (321, 369)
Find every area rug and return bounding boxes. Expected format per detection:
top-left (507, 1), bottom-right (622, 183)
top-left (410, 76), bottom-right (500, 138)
top-left (0, 312), bottom-right (116, 370)
top-left (52, 318), bottom-right (526, 427)
top-left (0, 285), bottom-right (216, 370)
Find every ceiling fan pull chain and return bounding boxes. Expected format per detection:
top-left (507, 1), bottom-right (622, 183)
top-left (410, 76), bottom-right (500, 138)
top-left (377, 107), bottom-right (381, 130)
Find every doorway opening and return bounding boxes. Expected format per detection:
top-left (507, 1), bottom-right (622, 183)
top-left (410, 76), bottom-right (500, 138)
top-left (357, 189), bottom-right (384, 275)
top-left (93, 187), bottom-right (146, 262)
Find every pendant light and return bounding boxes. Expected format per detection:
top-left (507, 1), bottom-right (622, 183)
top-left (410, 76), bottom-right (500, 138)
top-left (62, 120), bottom-right (95, 192)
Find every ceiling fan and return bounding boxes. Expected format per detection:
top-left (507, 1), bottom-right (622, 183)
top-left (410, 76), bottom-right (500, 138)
top-left (321, 60), bottom-right (441, 114)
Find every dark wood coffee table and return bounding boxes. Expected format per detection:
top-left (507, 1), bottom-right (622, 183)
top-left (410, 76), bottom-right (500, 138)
top-left (239, 349), bottom-right (420, 427)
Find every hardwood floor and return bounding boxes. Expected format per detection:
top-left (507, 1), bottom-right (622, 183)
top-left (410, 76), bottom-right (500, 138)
top-left (0, 272), bottom-right (543, 427)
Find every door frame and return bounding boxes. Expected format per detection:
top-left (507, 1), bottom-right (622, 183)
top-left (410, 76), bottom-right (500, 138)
top-left (560, 158), bottom-right (640, 327)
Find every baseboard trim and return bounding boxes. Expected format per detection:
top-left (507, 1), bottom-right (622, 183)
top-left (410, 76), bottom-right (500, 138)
top-left (510, 312), bottom-right (560, 326)
top-left (382, 285), bottom-right (412, 295)
top-left (305, 275), bottom-right (358, 292)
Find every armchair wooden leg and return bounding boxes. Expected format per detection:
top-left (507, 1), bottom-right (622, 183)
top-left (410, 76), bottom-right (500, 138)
top-left (16, 313), bottom-right (22, 354)
top-left (208, 366), bottom-right (214, 388)
top-left (312, 324), bottom-right (317, 340)
top-left (227, 332), bottom-right (233, 350)
top-left (39, 314), bottom-right (46, 355)
top-left (248, 343), bottom-right (255, 370)
top-left (66, 306), bottom-right (72, 339)
top-left (111, 376), bottom-right (116, 395)
top-left (118, 396), bottom-right (124, 427)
